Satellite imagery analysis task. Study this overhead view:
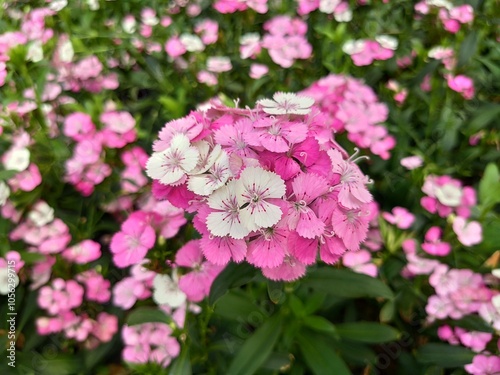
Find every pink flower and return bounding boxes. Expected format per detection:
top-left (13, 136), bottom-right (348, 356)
top-left (175, 240), bottom-right (224, 302)
top-left (421, 227), bottom-right (451, 256)
top-left (164, 36), bottom-right (186, 57)
top-left (447, 75), bottom-right (475, 100)
top-left (63, 112), bottom-right (95, 141)
top-left (261, 253), bottom-right (307, 281)
top-left (400, 155), bottom-right (423, 170)
top-left (382, 207), bottom-right (415, 229)
top-left (452, 217), bottom-right (482, 246)
top-left (342, 250), bottom-right (378, 277)
top-left (62, 239), bottom-right (101, 263)
top-left (110, 214), bottom-right (156, 268)
top-left (465, 355), bottom-right (500, 375)
top-left (38, 278), bottom-right (84, 315)
top-left (249, 64), bottom-right (268, 79)
top-left (113, 277), bottom-right (147, 309)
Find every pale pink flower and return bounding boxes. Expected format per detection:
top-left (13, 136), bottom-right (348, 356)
top-left (257, 92), bottom-right (314, 115)
top-left (465, 355), bottom-right (500, 375)
top-left (400, 155), bottom-right (423, 170)
top-left (382, 207), bottom-right (415, 229)
top-left (249, 64), bottom-right (268, 79)
top-left (62, 239), bottom-right (101, 264)
top-left (113, 277), bottom-right (147, 309)
top-left (452, 217), bottom-right (482, 246)
top-left (342, 250), bottom-right (378, 277)
top-left (421, 227), bottom-right (451, 256)
top-left (261, 254), bottom-right (307, 281)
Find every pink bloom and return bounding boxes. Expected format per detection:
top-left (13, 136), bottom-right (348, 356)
top-left (113, 277), bottom-right (147, 309)
top-left (465, 355), bottom-right (500, 375)
top-left (447, 75), bottom-right (475, 100)
top-left (175, 240), bottom-right (224, 302)
top-left (342, 250), bottom-right (378, 277)
top-left (382, 207), bottom-right (415, 229)
top-left (400, 155), bottom-right (423, 170)
top-left (63, 112), bottom-right (95, 141)
top-left (62, 239), bottom-right (101, 263)
top-left (261, 254), bottom-right (307, 281)
top-left (76, 270), bottom-right (111, 303)
top-left (421, 227), bottom-right (451, 256)
top-left (452, 217), bottom-right (482, 246)
top-left (249, 64), bottom-right (268, 79)
top-left (100, 111), bottom-right (135, 134)
top-left (110, 214), bottom-right (156, 268)
top-left (38, 278), bottom-right (84, 315)
top-left (247, 225), bottom-right (289, 268)
top-left (165, 36), bottom-right (186, 57)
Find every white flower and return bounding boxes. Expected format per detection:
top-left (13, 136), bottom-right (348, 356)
top-left (0, 182), bottom-right (10, 206)
top-left (188, 144), bottom-right (232, 196)
top-left (122, 15), bottom-right (136, 34)
top-left (86, 0), bottom-right (100, 10)
top-left (492, 269), bottom-right (500, 279)
top-left (59, 39), bottom-right (74, 62)
top-left (206, 180), bottom-right (251, 239)
top-left (0, 267), bottom-right (18, 295)
top-left (335, 9), bottom-right (353, 22)
top-left (376, 35), bottom-right (398, 50)
top-left (28, 201), bottom-right (55, 227)
top-left (427, 0), bottom-right (453, 10)
top-left (435, 184), bottom-right (462, 207)
top-left (26, 41), bottom-right (43, 63)
top-left (49, 0), bottom-right (67, 11)
top-left (257, 92), bottom-right (315, 115)
top-left (146, 134), bottom-right (200, 185)
top-left (236, 167), bottom-right (286, 231)
top-left (342, 40), bottom-right (365, 55)
top-left (180, 34), bottom-right (204, 52)
top-left (319, 0), bottom-right (341, 14)
top-left (4, 147), bottom-right (30, 172)
top-left (207, 56), bottom-right (232, 73)
top-left (152, 273), bottom-right (186, 308)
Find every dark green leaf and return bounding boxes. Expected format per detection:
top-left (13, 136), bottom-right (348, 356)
top-left (289, 295), bottom-right (305, 318)
top-left (0, 170), bottom-right (17, 181)
top-left (304, 268), bottom-right (394, 299)
top-left (417, 343), bottom-right (475, 368)
top-left (479, 163), bottom-right (500, 207)
top-left (380, 299), bottom-right (396, 323)
top-left (209, 262), bottom-right (257, 305)
top-left (336, 322), bottom-right (400, 343)
top-left (457, 31), bottom-right (478, 67)
top-left (213, 291), bottom-right (260, 320)
top-left (126, 307), bottom-right (172, 326)
top-left (453, 315), bottom-right (495, 333)
top-left (169, 347), bottom-right (192, 375)
top-left (468, 104), bottom-right (500, 133)
top-left (226, 314), bottom-right (283, 375)
top-left (302, 316), bottom-right (339, 338)
top-left (298, 331), bottom-right (351, 375)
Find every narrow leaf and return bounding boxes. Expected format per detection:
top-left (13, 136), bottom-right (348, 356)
top-left (209, 262), bottom-right (257, 305)
top-left (336, 322), bottom-right (400, 343)
top-left (417, 343), bottom-right (475, 368)
top-left (304, 268), bottom-right (394, 299)
top-left (126, 307), bottom-right (172, 326)
top-left (298, 331), bottom-right (351, 375)
top-left (227, 314), bottom-right (283, 375)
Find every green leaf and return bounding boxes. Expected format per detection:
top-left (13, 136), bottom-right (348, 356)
top-left (416, 343), bottom-right (475, 368)
top-left (304, 268), bottom-right (394, 300)
top-left (380, 299), bottom-right (396, 323)
top-left (336, 322), bottom-right (400, 343)
top-left (0, 170), bottom-right (17, 181)
top-left (479, 163), bottom-right (500, 207)
top-left (126, 307), bottom-right (172, 326)
top-left (213, 291), bottom-right (260, 320)
top-left (298, 331), bottom-right (351, 375)
top-left (169, 347), bottom-right (192, 375)
top-left (302, 316), bottom-right (339, 338)
top-left (468, 104), bottom-right (500, 133)
top-left (289, 295), bottom-right (305, 318)
top-left (226, 314), bottom-right (283, 375)
top-left (453, 315), bottom-right (495, 333)
top-left (209, 262), bottom-right (257, 305)
top-left (457, 31), bottom-right (479, 67)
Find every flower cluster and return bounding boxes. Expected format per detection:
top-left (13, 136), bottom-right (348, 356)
top-left (342, 36), bottom-right (398, 67)
top-left (147, 92), bottom-right (374, 281)
top-left (122, 323), bottom-right (180, 367)
top-left (301, 74), bottom-right (395, 159)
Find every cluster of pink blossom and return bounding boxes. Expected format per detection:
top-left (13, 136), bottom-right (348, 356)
top-left (36, 277), bottom-right (118, 348)
top-left (109, 195), bottom-right (186, 268)
top-left (296, 0), bottom-right (352, 21)
top-left (415, 1), bottom-right (474, 34)
top-left (122, 323), bottom-right (180, 367)
top-left (261, 16), bottom-right (312, 68)
top-left (63, 110), bottom-right (140, 196)
top-left (146, 92), bottom-right (375, 282)
top-left (421, 175), bottom-right (476, 218)
top-left (0, 251), bottom-right (24, 294)
top-left (342, 35), bottom-right (397, 66)
top-left (301, 74), bottom-right (395, 159)
top-left (213, 0), bottom-right (268, 14)
top-left (426, 264), bottom-right (493, 322)
top-left (438, 325), bottom-right (493, 353)
top-left (113, 261), bottom-right (156, 310)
